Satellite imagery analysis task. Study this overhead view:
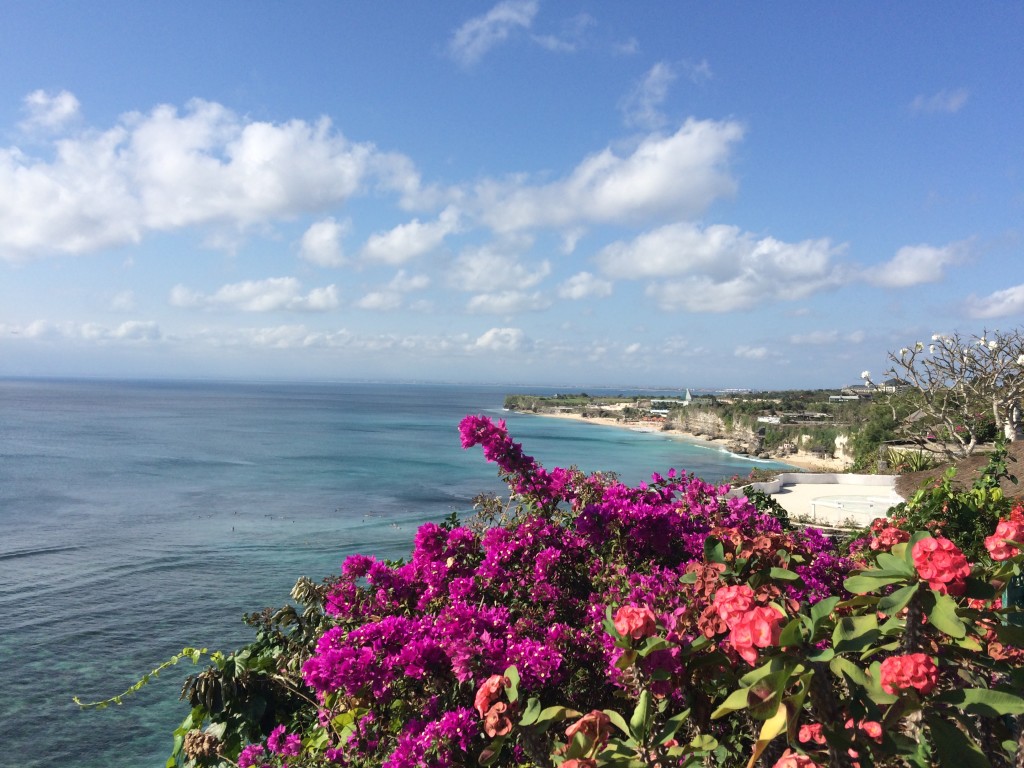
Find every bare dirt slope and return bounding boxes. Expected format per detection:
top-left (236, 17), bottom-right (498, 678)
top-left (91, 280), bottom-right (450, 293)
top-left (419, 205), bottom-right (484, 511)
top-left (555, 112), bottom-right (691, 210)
top-left (894, 441), bottom-right (1024, 501)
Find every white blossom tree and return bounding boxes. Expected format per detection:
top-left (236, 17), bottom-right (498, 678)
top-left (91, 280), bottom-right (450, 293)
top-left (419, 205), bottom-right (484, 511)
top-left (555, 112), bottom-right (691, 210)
top-left (867, 328), bottom-right (1024, 460)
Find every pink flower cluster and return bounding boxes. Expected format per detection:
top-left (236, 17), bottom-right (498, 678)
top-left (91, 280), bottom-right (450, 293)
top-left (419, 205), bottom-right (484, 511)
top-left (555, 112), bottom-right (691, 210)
top-left (879, 652), bottom-right (939, 695)
top-left (474, 674), bottom-right (514, 737)
top-left (985, 505), bottom-right (1024, 561)
top-left (712, 584), bottom-right (784, 665)
top-left (612, 605), bottom-right (657, 640)
top-left (868, 517), bottom-right (910, 551)
top-left (912, 536), bottom-right (970, 595)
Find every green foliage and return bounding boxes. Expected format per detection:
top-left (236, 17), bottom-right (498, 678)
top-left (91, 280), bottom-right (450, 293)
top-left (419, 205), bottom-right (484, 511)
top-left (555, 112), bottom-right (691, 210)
top-left (885, 447), bottom-right (940, 474)
top-left (888, 441), bottom-right (1018, 560)
top-left (73, 647), bottom-right (209, 710)
top-left (741, 486), bottom-right (792, 529)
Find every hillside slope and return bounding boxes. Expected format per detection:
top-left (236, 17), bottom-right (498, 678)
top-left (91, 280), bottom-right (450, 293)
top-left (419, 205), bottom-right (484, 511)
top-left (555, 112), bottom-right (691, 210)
top-left (894, 441), bottom-right (1024, 501)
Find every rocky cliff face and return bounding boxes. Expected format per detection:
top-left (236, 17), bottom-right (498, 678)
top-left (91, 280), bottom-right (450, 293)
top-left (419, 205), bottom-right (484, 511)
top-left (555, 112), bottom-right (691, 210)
top-left (671, 411), bottom-right (765, 456)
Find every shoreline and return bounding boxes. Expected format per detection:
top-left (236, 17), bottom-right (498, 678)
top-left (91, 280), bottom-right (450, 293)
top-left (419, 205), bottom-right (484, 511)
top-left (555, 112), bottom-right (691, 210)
top-left (516, 410), bottom-right (855, 474)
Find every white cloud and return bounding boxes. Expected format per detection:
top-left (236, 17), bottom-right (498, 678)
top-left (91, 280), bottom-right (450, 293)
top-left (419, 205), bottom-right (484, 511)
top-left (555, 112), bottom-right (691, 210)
top-left (0, 96), bottom-right (420, 261)
top-left (531, 12), bottom-right (594, 53)
top-left (613, 37), bottom-right (639, 56)
top-left (170, 277), bottom-right (339, 312)
top-left (362, 206), bottom-right (460, 264)
top-left (476, 119), bottom-right (743, 232)
top-left (4, 319), bottom-right (160, 343)
top-left (965, 283), bottom-right (1024, 319)
top-left (620, 62), bottom-right (677, 129)
top-left (356, 291), bottom-right (402, 311)
top-left (466, 290), bottom-right (550, 314)
top-left (300, 217), bottom-right (349, 267)
top-left (472, 326), bottom-right (526, 352)
top-left (864, 241), bottom-right (967, 287)
top-left (355, 270), bottom-right (430, 311)
top-left (449, 245), bottom-right (550, 291)
top-left (110, 290), bottom-right (136, 312)
top-left (734, 345), bottom-right (769, 360)
top-left (910, 88), bottom-right (969, 114)
top-left (448, 0), bottom-right (538, 66)
top-left (789, 330), bottom-right (840, 345)
top-left (558, 271), bottom-right (612, 300)
top-left (789, 329), bottom-right (865, 346)
top-left (683, 59), bottom-right (713, 85)
top-left (597, 222), bottom-right (845, 312)
top-left (20, 89), bottom-right (81, 132)
top-left (388, 269), bottom-right (430, 292)
top-left (112, 320), bottom-right (161, 341)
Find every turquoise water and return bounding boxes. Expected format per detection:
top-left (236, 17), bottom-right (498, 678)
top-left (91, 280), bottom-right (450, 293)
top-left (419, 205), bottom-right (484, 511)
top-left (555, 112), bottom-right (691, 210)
top-left (0, 379), bottom-right (790, 767)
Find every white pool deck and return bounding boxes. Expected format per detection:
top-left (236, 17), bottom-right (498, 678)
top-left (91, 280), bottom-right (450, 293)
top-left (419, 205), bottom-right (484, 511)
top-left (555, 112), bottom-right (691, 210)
top-left (740, 473), bottom-right (905, 529)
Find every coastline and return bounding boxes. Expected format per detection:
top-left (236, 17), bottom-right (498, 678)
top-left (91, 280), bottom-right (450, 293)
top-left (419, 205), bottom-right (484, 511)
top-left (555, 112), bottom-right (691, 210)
top-left (517, 410), bottom-right (854, 474)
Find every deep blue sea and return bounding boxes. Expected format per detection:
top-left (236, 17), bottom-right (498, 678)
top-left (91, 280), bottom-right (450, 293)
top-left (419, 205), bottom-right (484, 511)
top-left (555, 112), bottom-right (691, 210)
top-left (0, 379), bottom-right (791, 767)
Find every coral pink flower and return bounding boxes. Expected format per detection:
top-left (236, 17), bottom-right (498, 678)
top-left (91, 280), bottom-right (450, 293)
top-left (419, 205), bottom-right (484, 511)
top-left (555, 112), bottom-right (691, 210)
top-left (870, 525), bottom-right (910, 551)
top-left (561, 760), bottom-right (598, 768)
top-left (565, 710), bottom-right (612, 749)
top-left (483, 701), bottom-right (513, 737)
top-left (911, 537), bottom-right (970, 595)
top-left (798, 722), bottom-right (826, 745)
top-left (985, 517), bottom-right (1024, 561)
top-left (474, 674), bottom-right (509, 717)
top-left (879, 653), bottom-right (939, 695)
top-left (728, 606), bottom-right (784, 665)
top-left (613, 604), bottom-right (658, 640)
top-left (713, 584), bottom-right (755, 626)
top-left (773, 749), bottom-right (822, 767)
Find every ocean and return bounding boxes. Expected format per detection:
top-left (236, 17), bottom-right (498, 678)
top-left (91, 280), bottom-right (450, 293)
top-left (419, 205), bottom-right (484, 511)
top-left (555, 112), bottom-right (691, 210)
top-left (0, 379), bottom-right (791, 767)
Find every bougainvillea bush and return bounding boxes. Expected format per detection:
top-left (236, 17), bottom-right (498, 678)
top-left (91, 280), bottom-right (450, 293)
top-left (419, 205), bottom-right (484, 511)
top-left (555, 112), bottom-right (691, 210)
top-left (155, 416), bottom-right (1024, 768)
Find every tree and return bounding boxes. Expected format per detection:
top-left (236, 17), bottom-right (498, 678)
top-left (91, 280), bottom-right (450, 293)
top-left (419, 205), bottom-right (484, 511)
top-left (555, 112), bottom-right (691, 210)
top-left (868, 328), bottom-right (1024, 460)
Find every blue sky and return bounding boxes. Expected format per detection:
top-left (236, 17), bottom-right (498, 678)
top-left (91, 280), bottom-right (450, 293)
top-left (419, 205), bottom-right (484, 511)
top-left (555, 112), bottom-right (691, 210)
top-left (1, 2), bottom-right (1021, 388)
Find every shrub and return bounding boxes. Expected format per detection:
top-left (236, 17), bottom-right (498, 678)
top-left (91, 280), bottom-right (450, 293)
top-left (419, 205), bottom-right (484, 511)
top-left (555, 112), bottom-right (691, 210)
top-left (83, 416), bottom-right (1024, 768)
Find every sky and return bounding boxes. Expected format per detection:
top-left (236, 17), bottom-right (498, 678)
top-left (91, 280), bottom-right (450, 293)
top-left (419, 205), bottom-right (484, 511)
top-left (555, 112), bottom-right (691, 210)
top-left (1, 2), bottom-right (1022, 389)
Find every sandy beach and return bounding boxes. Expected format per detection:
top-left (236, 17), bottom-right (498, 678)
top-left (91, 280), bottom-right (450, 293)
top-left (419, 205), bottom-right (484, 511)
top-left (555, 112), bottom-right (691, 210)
top-left (520, 410), bottom-right (854, 474)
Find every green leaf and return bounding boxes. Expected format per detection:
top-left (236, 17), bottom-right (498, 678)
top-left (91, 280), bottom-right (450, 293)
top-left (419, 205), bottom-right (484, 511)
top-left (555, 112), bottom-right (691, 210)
top-left (503, 665), bottom-right (520, 702)
top-left (478, 736), bottom-right (506, 766)
top-left (778, 617), bottom-right (805, 648)
top-left (603, 708), bottom-right (632, 737)
top-left (829, 656), bottom-right (868, 687)
top-left (747, 671), bottom-right (791, 720)
top-left (604, 605), bottom-right (623, 641)
top-left (926, 715), bottom-right (991, 768)
top-left (937, 688), bottom-right (1024, 716)
top-left (832, 614), bottom-right (880, 652)
top-left (769, 567), bottom-right (800, 581)
top-left (629, 689), bottom-right (651, 742)
top-left (710, 686), bottom-right (750, 719)
top-left (534, 705), bottom-right (572, 730)
top-left (863, 661), bottom-right (899, 706)
top-left (518, 697), bottom-right (542, 726)
top-left (689, 734), bottom-right (718, 752)
top-left (637, 636), bottom-right (670, 657)
top-left (844, 573), bottom-right (908, 594)
top-left (878, 583), bottom-right (919, 615)
top-left (927, 591), bottom-right (967, 638)
top-left (704, 537), bottom-right (725, 565)
top-left (810, 596), bottom-right (840, 629)
top-left (876, 552), bottom-right (917, 577)
top-left (653, 708), bottom-right (690, 746)
top-left (806, 646), bottom-right (834, 663)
